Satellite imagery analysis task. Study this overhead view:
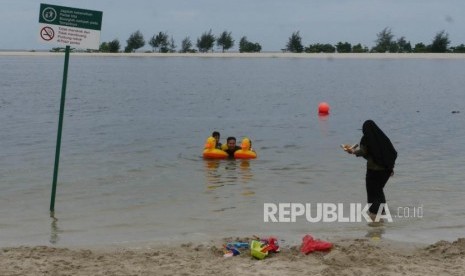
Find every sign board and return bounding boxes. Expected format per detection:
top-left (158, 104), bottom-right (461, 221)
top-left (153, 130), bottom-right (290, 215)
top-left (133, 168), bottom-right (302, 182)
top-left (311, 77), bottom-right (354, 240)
top-left (38, 3), bottom-right (103, 49)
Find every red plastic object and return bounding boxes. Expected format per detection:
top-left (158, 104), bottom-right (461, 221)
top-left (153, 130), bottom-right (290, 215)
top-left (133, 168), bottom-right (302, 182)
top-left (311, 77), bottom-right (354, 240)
top-left (300, 235), bottom-right (332, 254)
top-left (260, 237), bottom-right (280, 253)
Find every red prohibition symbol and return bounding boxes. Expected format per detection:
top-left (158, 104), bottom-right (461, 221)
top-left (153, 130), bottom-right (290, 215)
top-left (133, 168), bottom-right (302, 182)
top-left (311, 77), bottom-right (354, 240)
top-left (40, 26), bottom-right (55, 41)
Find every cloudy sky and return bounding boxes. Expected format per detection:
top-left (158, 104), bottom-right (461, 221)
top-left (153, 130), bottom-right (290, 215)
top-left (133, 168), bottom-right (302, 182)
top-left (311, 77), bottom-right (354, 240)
top-left (2, 0), bottom-right (464, 51)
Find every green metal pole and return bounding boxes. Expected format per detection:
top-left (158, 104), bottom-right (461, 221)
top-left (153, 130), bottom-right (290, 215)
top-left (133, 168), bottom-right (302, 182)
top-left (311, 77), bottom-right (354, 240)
top-left (50, 45), bottom-right (71, 213)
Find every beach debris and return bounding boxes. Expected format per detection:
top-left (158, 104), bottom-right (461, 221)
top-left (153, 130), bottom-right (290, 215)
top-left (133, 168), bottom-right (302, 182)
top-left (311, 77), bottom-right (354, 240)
top-left (222, 240), bottom-right (251, 257)
top-left (223, 251), bottom-right (234, 258)
top-left (222, 244), bottom-right (241, 258)
top-left (300, 234), bottom-right (333, 254)
top-left (250, 236), bottom-right (280, 260)
top-left (256, 236), bottom-right (280, 253)
top-left (226, 242), bottom-right (249, 249)
top-left (222, 236), bottom-right (280, 259)
top-left (250, 240), bottom-right (268, 259)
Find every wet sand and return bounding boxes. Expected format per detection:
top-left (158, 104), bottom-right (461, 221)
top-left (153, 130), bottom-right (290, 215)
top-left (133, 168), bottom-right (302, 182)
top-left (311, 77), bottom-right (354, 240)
top-left (1, 237), bottom-right (464, 275)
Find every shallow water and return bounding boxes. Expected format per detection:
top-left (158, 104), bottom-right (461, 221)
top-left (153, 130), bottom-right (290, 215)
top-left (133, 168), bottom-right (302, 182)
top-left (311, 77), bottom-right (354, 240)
top-left (1, 55), bottom-right (464, 247)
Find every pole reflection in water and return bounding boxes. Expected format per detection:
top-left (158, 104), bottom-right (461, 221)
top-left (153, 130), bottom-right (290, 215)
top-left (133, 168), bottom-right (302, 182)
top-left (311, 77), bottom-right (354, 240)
top-left (49, 212), bottom-right (61, 244)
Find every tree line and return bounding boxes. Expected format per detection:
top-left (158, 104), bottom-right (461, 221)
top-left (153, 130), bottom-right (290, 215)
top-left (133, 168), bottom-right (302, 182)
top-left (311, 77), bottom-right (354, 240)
top-left (55, 27), bottom-right (465, 53)
top-left (98, 29), bottom-right (260, 53)
top-left (284, 28), bottom-right (465, 53)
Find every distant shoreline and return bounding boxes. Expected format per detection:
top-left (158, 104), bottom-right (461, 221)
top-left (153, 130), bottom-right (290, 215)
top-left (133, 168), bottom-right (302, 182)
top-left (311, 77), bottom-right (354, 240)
top-left (2, 51), bottom-right (465, 59)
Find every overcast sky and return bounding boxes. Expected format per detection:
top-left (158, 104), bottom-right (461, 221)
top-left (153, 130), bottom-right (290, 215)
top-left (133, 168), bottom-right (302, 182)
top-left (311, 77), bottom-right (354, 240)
top-left (2, 0), bottom-right (465, 51)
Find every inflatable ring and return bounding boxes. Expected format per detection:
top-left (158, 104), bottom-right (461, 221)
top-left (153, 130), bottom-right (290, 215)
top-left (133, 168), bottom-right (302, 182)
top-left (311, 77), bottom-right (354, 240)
top-left (203, 136), bottom-right (228, 159)
top-left (234, 150), bottom-right (257, 159)
top-left (234, 137), bottom-right (257, 159)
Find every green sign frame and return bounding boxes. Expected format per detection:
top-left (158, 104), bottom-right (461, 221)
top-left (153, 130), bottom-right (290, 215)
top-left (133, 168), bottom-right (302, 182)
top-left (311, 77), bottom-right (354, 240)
top-left (39, 3), bottom-right (102, 31)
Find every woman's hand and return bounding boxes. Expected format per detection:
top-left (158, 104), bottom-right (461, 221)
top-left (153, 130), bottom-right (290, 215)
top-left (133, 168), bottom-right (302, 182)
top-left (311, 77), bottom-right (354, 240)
top-left (342, 144), bottom-right (357, 154)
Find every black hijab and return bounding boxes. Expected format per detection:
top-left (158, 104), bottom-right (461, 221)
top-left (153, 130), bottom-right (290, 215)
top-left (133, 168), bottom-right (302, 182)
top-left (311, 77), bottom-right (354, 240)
top-left (360, 120), bottom-right (397, 169)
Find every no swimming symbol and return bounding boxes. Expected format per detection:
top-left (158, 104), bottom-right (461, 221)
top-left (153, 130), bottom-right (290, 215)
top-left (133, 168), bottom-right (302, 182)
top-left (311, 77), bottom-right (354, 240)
top-left (40, 26), bottom-right (55, 41)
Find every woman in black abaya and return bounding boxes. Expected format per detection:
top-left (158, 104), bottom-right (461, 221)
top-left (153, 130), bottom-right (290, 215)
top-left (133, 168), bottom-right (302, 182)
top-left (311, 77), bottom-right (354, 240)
top-left (347, 120), bottom-right (397, 216)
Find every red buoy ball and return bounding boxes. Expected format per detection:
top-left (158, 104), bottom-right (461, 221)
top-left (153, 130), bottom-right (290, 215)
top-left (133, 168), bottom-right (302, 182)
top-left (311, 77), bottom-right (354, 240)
top-left (318, 102), bottom-right (330, 114)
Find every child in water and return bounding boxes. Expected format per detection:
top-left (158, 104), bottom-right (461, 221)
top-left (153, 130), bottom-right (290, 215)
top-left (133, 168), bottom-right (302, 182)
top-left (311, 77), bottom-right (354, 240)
top-left (212, 131), bottom-right (222, 149)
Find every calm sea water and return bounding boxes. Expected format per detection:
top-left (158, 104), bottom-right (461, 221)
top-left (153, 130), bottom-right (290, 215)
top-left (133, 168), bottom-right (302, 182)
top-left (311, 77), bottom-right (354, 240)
top-left (1, 55), bottom-right (464, 247)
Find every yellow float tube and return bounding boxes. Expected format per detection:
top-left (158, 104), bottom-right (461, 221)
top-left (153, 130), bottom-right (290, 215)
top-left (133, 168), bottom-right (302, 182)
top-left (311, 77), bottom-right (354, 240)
top-left (203, 136), bottom-right (228, 159)
top-left (234, 137), bottom-right (257, 159)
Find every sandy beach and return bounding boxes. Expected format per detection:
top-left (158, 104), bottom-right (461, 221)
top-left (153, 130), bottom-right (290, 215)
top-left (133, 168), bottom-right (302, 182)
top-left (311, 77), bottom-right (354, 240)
top-left (2, 51), bottom-right (465, 59)
top-left (1, 237), bottom-right (464, 275)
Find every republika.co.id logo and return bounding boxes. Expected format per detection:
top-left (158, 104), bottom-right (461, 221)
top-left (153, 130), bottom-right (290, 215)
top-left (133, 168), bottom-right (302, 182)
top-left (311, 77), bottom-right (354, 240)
top-left (264, 203), bottom-right (424, 223)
